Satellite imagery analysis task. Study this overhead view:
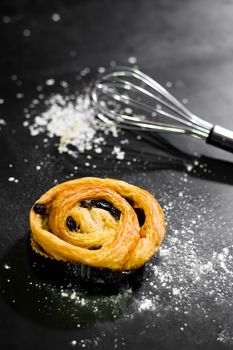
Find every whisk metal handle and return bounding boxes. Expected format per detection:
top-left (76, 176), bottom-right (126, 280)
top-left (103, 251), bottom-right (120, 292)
top-left (207, 125), bottom-right (233, 153)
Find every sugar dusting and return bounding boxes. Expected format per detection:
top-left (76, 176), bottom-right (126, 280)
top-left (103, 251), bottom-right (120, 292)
top-left (130, 174), bottom-right (233, 347)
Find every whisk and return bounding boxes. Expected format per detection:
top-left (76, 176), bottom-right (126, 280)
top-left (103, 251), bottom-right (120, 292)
top-left (91, 66), bottom-right (233, 153)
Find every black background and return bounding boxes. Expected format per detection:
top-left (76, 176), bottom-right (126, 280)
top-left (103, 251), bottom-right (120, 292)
top-left (1, 1), bottom-right (233, 349)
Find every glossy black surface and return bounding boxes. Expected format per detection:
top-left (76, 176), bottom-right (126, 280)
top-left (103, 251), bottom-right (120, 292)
top-left (1, 1), bottom-right (233, 349)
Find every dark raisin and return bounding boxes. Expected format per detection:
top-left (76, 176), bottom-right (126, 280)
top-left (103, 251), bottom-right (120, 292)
top-left (91, 199), bottom-right (113, 211)
top-left (80, 200), bottom-right (92, 209)
top-left (134, 208), bottom-right (145, 227)
top-left (66, 216), bottom-right (77, 232)
top-left (33, 203), bottom-right (46, 215)
top-left (81, 198), bottom-right (121, 220)
top-left (110, 207), bottom-right (121, 220)
top-left (88, 246), bottom-right (102, 250)
top-left (123, 196), bottom-right (134, 206)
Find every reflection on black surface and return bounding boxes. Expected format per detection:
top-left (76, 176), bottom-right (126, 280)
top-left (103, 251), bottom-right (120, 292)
top-left (0, 237), bottom-right (143, 330)
top-left (139, 132), bottom-right (233, 185)
top-left (55, 129), bottom-right (233, 186)
top-left (190, 156), bottom-right (233, 185)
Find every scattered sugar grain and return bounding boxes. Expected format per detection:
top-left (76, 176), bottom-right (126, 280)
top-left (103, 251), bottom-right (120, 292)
top-left (0, 98), bottom-right (4, 104)
top-left (186, 164), bottom-right (193, 172)
top-left (80, 68), bottom-right (90, 76)
top-left (128, 56), bottom-right (137, 64)
top-left (0, 119), bottom-right (6, 129)
top-left (112, 146), bottom-right (125, 160)
top-left (120, 139), bottom-right (129, 145)
top-left (60, 81), bottom-right (69, 88)
top-left (95, 147), bottom-right (102, 154)
top-left (110, 60), bottom-right (117, 67)
top-left (3, 16), bottom-right (10, 24)
top-left (139, 298), bottom-right (155, 312)
top-left (124, 107), bottom-right (133, 114)
top-left (3, 264), bottom-right (11, 270)
top-left (51, 13), bottom-right (61, 22)
top-left (166, 81), bottom-right (173, 88)
top-left (70, 50), bottom-right (77, 57)
top-left (23, 29), bottom-right (31, 37)
top-left (16, 93), bottom-right (24, 99)
top-left (8, 177), bottom-right (17, 182)
top-left (45, 79), bottom-right (55, 86)
top-left (70, 340), bottom-right (77, 346)
top-left (182, 98), bottom-right (189, 104)
top-left (98, 67), bottom-right (106, 74)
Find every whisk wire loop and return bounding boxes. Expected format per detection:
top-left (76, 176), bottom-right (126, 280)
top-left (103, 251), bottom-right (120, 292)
top-left (91, 67), bottom-right (233, 152)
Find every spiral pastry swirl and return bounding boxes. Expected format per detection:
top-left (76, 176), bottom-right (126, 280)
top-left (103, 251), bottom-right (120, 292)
top-left (30, 177), bottom-right (166, 271)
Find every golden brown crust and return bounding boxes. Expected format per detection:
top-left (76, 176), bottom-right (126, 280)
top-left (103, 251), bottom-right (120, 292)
top-left (29, 177), bottom-right (166, 271)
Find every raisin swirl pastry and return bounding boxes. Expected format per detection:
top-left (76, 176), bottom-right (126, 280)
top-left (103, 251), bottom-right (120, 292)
top-left (30, 177), bottom-right (166, 271)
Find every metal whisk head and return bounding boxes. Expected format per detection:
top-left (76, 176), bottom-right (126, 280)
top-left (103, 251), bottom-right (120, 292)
top-left (91, 66), bottom-right (233, 153)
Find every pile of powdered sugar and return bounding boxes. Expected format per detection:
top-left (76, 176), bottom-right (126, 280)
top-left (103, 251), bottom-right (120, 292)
top-left (27, 93), bottom-right (120, 158)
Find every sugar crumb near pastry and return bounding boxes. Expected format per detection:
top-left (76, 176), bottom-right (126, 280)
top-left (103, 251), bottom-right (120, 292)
top-left (3, 264), bottom-right (11, 270)
top-left (0, 118), bottom-right (6, 130)
top-left (8, 176), bottom-right (19, 183)
top-left (51, 13), bottom-right (61, 22)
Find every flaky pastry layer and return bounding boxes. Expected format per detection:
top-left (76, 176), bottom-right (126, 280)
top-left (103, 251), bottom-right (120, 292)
top-left (29, 177), bottom-right (166, 270)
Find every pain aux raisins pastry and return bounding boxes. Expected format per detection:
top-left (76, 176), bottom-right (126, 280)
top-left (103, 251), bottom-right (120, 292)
top-left (29, 177), bottom-right (165, 282)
